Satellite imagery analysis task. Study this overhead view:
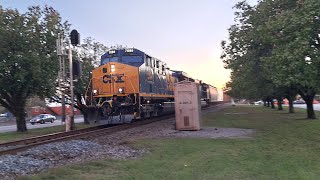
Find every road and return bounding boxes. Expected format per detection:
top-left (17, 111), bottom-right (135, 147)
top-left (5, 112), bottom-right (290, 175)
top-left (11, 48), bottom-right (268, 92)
top-left (0, 116), bottom-right (84, 133)
top-left (254, 103), bottom-right (320, 111)
top-left (292, 104), bottom-right (320, 111)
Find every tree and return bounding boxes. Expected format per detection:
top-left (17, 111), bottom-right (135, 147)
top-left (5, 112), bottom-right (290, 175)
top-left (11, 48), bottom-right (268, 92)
top-left (258, 0), bottom-right (320, 119)
top-left (0, 6), bottom-right (68, 131)
top-left (221, 1), bottom-right (278, 105)
top-left (223, 0), bottom-right (320, 118)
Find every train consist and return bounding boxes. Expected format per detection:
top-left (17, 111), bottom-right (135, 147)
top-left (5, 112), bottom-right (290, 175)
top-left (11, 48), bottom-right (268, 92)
top-left (88, 48), bottom-right (222, 122)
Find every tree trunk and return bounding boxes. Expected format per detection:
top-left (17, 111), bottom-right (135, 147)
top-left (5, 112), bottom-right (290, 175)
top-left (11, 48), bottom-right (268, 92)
top-left (267, 101), bottom-right (270, 107)
top-left (271, 100), bottom-right (275, 109)
top-left (277, 98), bottom-right (283, 110)
top-left (286, 94), bottom-right (296, 113)
top-left (288, 98), bottom-right (294, 113)
top-left (263, 101), bottom-right (267, 106)
top-left (75, 93), bottom-right (91, 124)
top-left (16, 111), bottom-right (27, 132)
top-left (70, 116), bottom-right (75, 130)
top-left (83, 110), bottom-right (90, 124)
top-left (9, 98), bottom-right (28, 132)
top-left (303, 95), bottom-right (316, 119)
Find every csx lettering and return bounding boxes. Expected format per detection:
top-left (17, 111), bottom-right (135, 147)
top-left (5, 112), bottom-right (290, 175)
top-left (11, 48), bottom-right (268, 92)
top-left (116, 76), bottom-right (124, 83)
top-left (102, 74), bottom-right (124, 84)
top-left (102, 75), bottom-right (111, 83)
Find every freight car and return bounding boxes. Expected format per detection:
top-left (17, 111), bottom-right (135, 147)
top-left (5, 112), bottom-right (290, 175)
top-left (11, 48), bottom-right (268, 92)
top-left (170, 71), bottom-right (220, 107)
top-left (88, 48), bottom-right (220, 123)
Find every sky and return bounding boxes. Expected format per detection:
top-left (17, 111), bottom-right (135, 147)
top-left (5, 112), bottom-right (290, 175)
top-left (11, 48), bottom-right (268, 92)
top-left (1, 0), bottom-right (257, 89)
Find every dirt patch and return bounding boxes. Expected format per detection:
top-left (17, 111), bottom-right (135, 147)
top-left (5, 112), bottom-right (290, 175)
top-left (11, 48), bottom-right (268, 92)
top-left (94, 118), bottom-right (254, 145)
top-left (164, 127), bottom-right (253, 139)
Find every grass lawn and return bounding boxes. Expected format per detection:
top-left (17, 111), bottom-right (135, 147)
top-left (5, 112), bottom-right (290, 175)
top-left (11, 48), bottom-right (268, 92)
top-left (0, 123), bottom-right (94, 143)
top-left (20, 105), bottom-right (320, 180)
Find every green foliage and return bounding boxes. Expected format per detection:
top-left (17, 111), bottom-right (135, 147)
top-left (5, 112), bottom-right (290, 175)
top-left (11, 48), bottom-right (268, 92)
top-left (221, 1), bottom-right (274, 100)
top-left (222, 0), bottom-right (320, 118)
top-left (0, 6), bottom-right (68, 131)
top-left (259, 0), bottom-right (320, 91)
top-left (74, 37), bottom-right (108, 96)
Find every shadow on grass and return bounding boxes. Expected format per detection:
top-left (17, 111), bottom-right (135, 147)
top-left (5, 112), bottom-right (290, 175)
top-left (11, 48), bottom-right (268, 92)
top-left (294, 117), bottom-right (319, 121)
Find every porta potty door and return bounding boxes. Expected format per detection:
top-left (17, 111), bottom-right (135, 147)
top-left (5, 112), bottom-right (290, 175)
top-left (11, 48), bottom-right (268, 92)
top-left (174, 81), bottom-right (201, 130)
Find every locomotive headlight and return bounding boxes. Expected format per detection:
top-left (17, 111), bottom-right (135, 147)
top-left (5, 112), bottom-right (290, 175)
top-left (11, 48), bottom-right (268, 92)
top-left (93, 89), bottom-right (97, 94)
top-left (109, 50), bottom-right (116, 54)
top-left (118, 87), bottom-right (124, 93)
top-left (111, 64), bottom-right (115, 72)
top-left (125, 48), bottom-right (134, 53)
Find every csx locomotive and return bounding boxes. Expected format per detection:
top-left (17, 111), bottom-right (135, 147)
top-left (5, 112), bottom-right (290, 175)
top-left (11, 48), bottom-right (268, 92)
top-left (89, 48), bottom-right (220, 123)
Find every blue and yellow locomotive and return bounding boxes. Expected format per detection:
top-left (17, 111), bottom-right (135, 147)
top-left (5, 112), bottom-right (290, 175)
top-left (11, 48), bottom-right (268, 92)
top-left (90, 48), bottom-right (177, 122)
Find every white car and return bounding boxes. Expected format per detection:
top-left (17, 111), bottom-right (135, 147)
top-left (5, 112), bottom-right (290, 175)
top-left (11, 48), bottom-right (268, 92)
top-left (254, 100), bottom-right (263, 105)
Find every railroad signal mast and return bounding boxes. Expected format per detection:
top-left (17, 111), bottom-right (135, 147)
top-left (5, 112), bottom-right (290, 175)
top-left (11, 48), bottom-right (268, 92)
top-left (67, 29), bottom-right (80, 131)
top-left (57, 30), bottom-right (80, 132)
top-left (56, 33), bottom-right (67, 125)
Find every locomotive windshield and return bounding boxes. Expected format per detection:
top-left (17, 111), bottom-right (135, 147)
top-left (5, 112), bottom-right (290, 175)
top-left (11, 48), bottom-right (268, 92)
top-left (101, 57), bottom-right (118, 64)
top-left (100, 49), bottom-right (145, 67)
top-left (122, 56), bottom-right (142, 63)
top-left (101, 55), bottom-right (143, 66)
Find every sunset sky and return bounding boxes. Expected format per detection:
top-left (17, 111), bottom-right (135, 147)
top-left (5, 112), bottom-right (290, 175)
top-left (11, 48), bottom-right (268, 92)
top-left (2, 0), bottom-right (257, 89)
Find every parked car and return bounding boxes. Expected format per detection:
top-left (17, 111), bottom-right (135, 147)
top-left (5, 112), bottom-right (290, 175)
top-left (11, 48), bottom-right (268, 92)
top-left (254, 100), bottom-right (263, 105)
top-left (0, 112), bottom-right (15, 121)
top-left (0, 113), bottom-right (7, 118)
top-left (293, 99), bottom-right (305, 104)
top-left (30, 114), bottom-right (56, 125)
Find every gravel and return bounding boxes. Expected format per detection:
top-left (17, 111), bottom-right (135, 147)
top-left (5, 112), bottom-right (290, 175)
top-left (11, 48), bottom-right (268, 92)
top-left (0, 155), bottom-right (49, 179)
top-left (19, 140), bottom-right (104, 162)
top-left (0, 139), bottom-right (147, 180)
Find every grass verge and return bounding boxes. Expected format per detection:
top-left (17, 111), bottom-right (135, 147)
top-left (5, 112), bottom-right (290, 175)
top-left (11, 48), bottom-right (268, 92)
top-left (20, 105), bottom-right (320, 180)
top-left (0, 123), bottom-right (94, 143)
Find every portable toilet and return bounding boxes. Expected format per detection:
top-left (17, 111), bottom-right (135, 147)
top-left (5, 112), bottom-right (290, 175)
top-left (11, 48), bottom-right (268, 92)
top-left (174, 81), bottom-right (201, 130)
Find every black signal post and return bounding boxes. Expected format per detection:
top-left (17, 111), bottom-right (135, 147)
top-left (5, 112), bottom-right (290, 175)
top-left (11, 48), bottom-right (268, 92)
top-left (67, 29), bottom-right (80, 131)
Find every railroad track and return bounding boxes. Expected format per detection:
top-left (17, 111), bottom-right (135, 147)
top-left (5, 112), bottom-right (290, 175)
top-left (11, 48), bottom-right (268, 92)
top-left (0, 114), bottom-right (175, 155)
top-left (0, 103), bottom-right (225, 156)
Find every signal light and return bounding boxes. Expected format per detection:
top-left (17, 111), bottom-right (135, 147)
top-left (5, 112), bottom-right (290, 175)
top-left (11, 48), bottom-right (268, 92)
top-left (70, 29), bottom-right (80, 45)
top-left (72, 59), bottom-right (82, 79)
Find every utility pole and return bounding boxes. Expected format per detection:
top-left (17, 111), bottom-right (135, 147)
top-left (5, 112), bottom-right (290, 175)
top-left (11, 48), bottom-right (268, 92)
top-left (61, 53), bottom-right (66, 124)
